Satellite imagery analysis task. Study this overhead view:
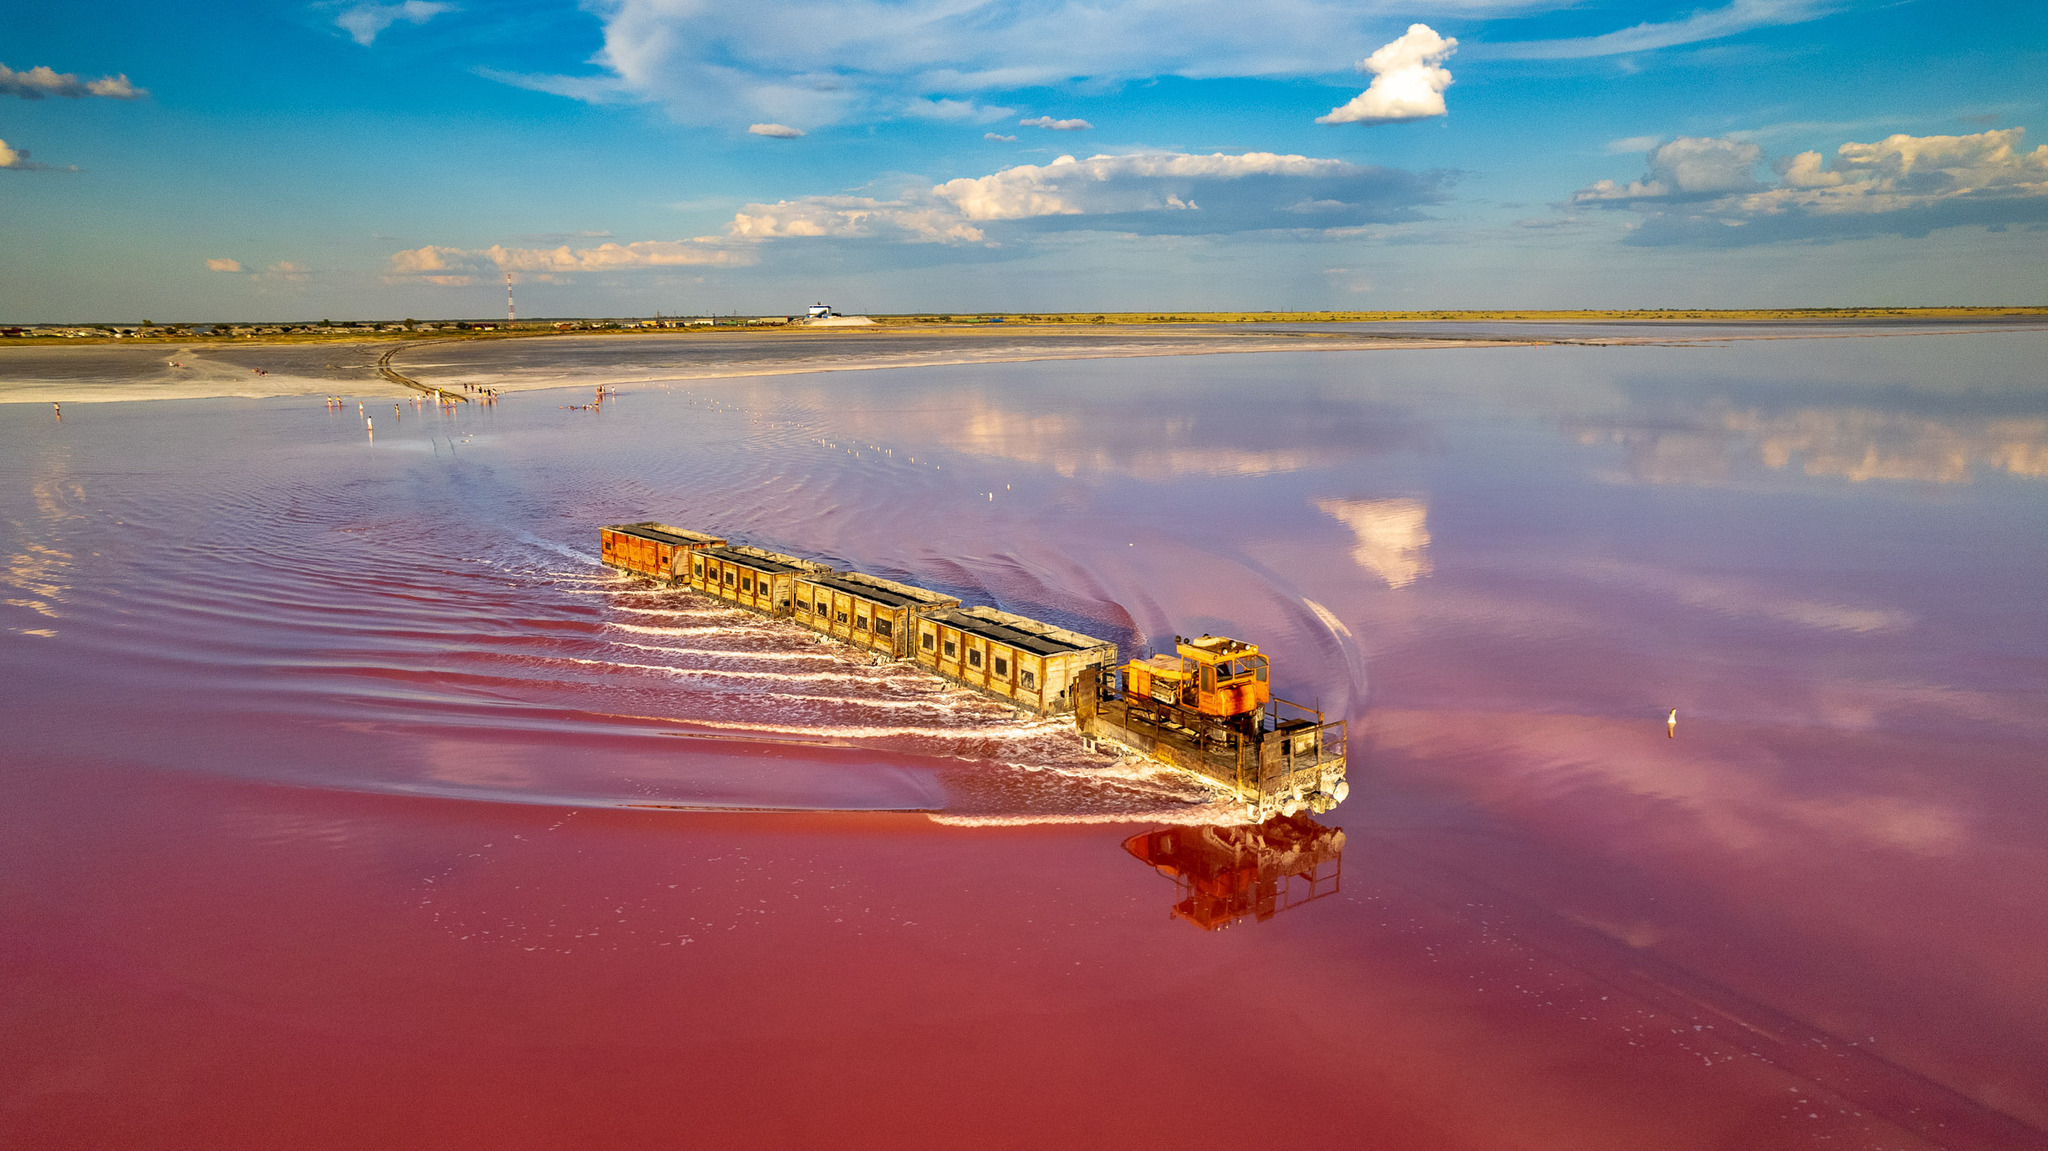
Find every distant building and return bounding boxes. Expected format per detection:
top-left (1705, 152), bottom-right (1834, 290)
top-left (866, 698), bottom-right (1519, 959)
top-left (806, 302), bottom-right (835, 319)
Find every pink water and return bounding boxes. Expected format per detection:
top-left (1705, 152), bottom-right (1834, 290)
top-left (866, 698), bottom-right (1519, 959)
top-left (4, 331), bottom-right (2046, 1148)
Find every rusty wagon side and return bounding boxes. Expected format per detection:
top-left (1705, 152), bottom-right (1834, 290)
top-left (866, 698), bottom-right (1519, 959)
top-left (912, 605), bottom-right (1117, 716)
top-left (600, 523), bottom-right (725, 583)
top-left (794, 571), bottom-right (961, 661)
top-left (686, 544), bottom-right (834, 617)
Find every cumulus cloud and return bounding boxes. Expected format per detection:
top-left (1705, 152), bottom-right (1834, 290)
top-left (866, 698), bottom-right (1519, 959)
top-left (205, 258), bottom-right (244, 272)
top-left (1317, 24), bottom-right (1456, 125)
top-left (335, 1), bottom-right (452, 47)
top-left (985, 132), bottom-right (1017, 142)
top-left (719, 151), bottom-right (1446, 242)
top-left (0, 139), bottom-right (48, 170)
top-left (1020, 115), bottom-right (1092, 131)
top-left (389, 148), bottom-right (1446, 274)
top-left (748, 122), bottom-right (805, 137)
top-left (730, 196), bottom-right (988, 243)
top-left (0, 63), bottom-right (146, 100)
top-left (1574, 136), bottom-right (1763, 202)
top-left (1573, 128), bottom-right (2048, 245)
top-left (385, 238), bottom-right (755, 282)
top-left (924, 150), bottom-right (1445, 232)
top-left (499, 0), bottom-right (1533, 128)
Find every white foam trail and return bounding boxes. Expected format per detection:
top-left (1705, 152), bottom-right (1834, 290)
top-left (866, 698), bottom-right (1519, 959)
top-left (609, 605), bottom-right (739, 619)
top-left (928, 800), bottom-right (1253, 828)
top-left (520, 534), bottom-right (599, 565)
top-left (561, 654), bottom-right (943, 691)
top-left (607, 623), bottom-right (731, 637)
top-left (642, 715), bottom-right (1069, 740)
top-left (610, 640), bottom-right (844, 663)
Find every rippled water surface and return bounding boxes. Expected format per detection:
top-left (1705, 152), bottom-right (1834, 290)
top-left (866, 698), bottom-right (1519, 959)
top-left (4, 329), bottom-right (2046, 1149)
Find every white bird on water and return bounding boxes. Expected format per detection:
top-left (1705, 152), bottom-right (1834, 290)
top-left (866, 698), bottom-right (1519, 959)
top-left (1667, 708), bottom-right (1678, 738)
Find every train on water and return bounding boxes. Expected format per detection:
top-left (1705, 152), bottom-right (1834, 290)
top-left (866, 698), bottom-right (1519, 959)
top-left (601, 521), bottom-right (1349, 818)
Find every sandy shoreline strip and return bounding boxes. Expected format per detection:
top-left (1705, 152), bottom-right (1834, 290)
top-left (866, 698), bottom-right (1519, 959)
top-left (2, 323), bottom-right (2039, 405)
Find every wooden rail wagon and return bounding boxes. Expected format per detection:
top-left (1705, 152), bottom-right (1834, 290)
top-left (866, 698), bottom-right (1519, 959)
top-left (600, 523), bottom-right (725, 582)
top-left (794, 571), bottom-right (961, 661)
top-left (913, 605), bottom-right (1117, 715)
top-left (686, 544), bottom-right (834, 616)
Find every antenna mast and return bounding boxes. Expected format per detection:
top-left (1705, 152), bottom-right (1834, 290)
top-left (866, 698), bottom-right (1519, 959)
top-left (505, 273), bottom-right (516, 324)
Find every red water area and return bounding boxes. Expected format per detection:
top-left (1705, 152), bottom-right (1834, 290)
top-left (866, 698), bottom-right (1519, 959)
top-left (4, 331), bottom-right (2047, 1149)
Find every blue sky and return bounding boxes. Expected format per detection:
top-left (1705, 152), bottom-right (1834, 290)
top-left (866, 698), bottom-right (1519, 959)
top-left (4, 0), bottom-right (2045, 320)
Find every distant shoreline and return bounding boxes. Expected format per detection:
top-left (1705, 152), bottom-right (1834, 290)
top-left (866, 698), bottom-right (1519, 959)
top-left (3, 306), bottom-right (2044, 348)
top-left (4, 318), bottom-right (2043, 406)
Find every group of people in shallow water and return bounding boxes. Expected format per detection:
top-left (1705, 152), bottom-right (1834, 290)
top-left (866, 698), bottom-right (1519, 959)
top-left (322, 386), bottom-right (503, 417)
top-left (565, 385), bottom-right (616, 412)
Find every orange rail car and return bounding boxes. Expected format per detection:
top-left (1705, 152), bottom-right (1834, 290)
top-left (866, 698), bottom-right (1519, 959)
top-left (597, 523), bottom-right (1348, 811)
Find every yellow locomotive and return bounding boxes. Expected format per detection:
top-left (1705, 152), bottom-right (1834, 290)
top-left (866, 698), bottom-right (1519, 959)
top-left (1078, 635), bottom-right (1348, 819)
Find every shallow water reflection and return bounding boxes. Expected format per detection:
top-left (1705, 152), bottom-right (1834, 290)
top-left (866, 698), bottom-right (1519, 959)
top-left (1124, 814), bottom-right (1345, 930)
top-left (4, 326), bottom-right (2046, 1148)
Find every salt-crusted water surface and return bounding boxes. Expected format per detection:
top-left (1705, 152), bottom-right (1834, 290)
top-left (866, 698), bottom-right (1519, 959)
top-left (4, 329), bottom-right (2046, 1149)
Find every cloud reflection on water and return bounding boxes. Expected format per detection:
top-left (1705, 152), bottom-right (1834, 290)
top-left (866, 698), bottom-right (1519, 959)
top-left (1316, 497), bottom-right (1432, 588)
top-left (1578, 405), bottom-right (2048, 487)
top-left (804, 384), bottom-right (1429, 479)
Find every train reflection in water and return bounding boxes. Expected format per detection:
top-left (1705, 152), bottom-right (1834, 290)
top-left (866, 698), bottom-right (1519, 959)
top-left (1123, 815), bottom-right (1345, 931)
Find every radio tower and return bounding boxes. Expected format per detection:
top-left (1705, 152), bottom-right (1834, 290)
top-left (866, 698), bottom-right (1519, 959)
top-left (505, 273), bottom-right (516, 324)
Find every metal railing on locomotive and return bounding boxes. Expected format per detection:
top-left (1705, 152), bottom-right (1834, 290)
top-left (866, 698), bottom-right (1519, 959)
top-left (1075, 634), bottom-right (1349, 818)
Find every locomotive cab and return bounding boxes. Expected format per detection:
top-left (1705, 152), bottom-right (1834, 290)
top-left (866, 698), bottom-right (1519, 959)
top-left (1120, 635), bottom-right (1269, 724)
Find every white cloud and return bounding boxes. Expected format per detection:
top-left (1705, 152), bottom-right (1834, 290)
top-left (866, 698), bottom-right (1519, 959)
top-left (335, 1), bottom-right (453, 47)
top-left (487, 241), bottom-right (751, 270)
top-left (724, 150), bottom-right (1446, 243)
top-left (934, 151), bottom-right (1380, 220)
top-left (504, 0), bottom-right (1539, 128)
top-left (984, 132), bottom-right (1017, 142)
top-left (1317, 24), bottom-right (1456, 125)
top-left (1575, 135), bottom-right (1763, 201)
top-left (1573, 128), bottom-right (2048, 245)
top-left (385, 238), bottom-right (756, 282)
top-left (256, 261), bottom-right (311, 282)
top-left (906, 98), bottom-right (1012, 122)
top-left (205, 258), bottom-right (244, 273)
top-left (730, 196), bottom-right (988, 243)
top-left (387, 148), bottom-right (1447, 276)
top-left (1020, 116), bottom-right (1093, 131)
top-left (1486, 0), bottom-right (1841, 60)
top-left (0, 64), bottom-right (147, 100)
top-left (747, 122), bottom-right (805, 138)
top-left (0, 139), bottom-right (43, 170)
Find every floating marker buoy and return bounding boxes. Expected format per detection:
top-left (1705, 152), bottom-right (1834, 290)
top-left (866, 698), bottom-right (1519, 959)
top-left (1667, 708), bottom-right (1678, 738)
